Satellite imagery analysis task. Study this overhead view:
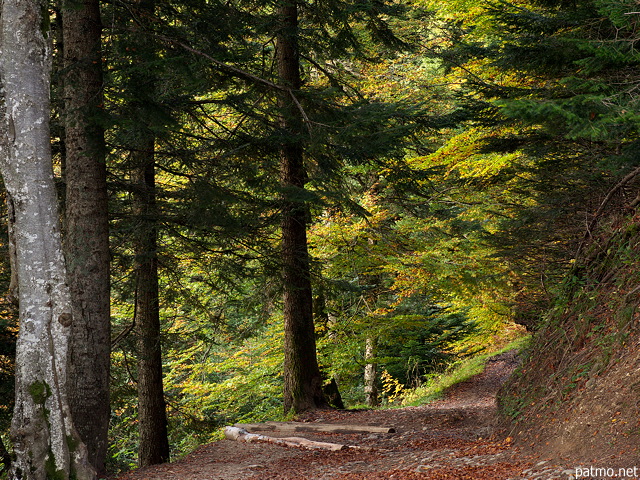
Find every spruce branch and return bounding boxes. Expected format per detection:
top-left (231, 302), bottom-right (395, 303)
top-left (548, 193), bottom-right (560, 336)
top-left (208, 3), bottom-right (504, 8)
top-left (152, 33), bottom-right (315, 134)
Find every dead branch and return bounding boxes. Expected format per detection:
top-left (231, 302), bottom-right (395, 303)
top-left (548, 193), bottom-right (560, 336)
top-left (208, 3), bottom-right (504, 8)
top-left (224, 426), bottom-right (349, 451)
top-left (575, 164), bottom-right (640, 260)
top-left (235, 421), bottom-right (395, 434)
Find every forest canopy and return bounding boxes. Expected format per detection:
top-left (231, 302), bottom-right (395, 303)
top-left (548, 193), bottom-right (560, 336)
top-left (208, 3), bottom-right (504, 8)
top-left (0, 0), bottom-right (639, 477)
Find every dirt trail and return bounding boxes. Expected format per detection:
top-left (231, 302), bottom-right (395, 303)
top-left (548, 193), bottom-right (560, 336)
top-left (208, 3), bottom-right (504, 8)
top-left (114, 351), bottom-right (575, 479)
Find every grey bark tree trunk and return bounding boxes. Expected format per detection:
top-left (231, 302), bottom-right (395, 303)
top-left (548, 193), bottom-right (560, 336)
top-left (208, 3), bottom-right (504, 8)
top-left (363, 241), bottom-right (380, 408)
top-left (61, 0), bottom-right (111, 474)
top-left (277, 1), bottom-right (326, 415)
top-left (0, 0), bottom-right (95, 477)
top-left (132, 138), bottom-right (170, 467)
top-left (6, 191), bottom-right (18, 305)
top-left (364, 336), bottom-right (378, 407)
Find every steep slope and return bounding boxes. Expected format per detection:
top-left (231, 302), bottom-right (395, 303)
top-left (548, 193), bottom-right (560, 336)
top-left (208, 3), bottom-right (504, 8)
top-left (498, 211), bottom-right (640, 466)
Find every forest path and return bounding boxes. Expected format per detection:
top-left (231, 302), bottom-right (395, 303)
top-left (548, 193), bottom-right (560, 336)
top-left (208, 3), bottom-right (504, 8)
top-left (114, 351), bottom-right (574, 479)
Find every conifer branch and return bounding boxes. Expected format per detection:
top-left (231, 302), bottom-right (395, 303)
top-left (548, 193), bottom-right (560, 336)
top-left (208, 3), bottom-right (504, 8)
top-left (157, 34), bottom-right (285, 92)
top-left (154, 33), bottom-right (315, 135)
top-left (299, 54), bottom-right (364, 101)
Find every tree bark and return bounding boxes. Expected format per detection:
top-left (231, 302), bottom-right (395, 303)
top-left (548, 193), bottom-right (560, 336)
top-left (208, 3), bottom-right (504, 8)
top-left (0, 0), bottom-right (95, 477)
top-left (364, 336), bottom-right (379, 407)
top-left (61, 0), bottom-right (111, 473)
top-left (276, 1), bottom-right (326, 415)
top-left (132, 138), bottom-right (170, 467)
top-left (117, 0), bottom-right (170, 464)
top-left (6, 192), bottom-right (18, 306)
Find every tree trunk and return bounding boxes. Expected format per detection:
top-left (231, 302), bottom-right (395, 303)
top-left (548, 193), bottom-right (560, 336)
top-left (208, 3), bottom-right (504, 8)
top-left (118, 0), bottom-right (170, 464)
top-left (0, 0), bottom-right (95, 477)
top-left (363, 241), bottom-right (380, 408)
top-left (364, 336), bottom-right (379, 407)
top-left (132, 138), bottom-right (170, 467)
top-left (276, 1), bottom-right (326, 415)
top-left (61, 0), bottom-right (111, 473)
top-left (6, 192), bottom-right (18, 306)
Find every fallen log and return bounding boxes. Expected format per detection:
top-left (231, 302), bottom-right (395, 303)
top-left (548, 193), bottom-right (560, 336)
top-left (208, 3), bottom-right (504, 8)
top-left (224, 426), bottom-right (348, 451)
top-left (234, 421), bottom-right (395, 434)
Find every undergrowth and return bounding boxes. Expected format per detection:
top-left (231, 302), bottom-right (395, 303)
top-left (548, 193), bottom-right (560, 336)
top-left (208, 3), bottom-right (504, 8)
top-left (394, 336), bottom-right (530, 407)
top-left (498, 212), bottom-right (640, 425)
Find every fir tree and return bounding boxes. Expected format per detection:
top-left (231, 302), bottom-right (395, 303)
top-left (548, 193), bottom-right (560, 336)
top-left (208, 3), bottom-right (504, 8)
top-left (437, 0), bottom-right (640, 327)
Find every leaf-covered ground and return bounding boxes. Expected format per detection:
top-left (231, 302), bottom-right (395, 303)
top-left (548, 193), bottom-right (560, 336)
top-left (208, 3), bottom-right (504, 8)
top-left (112, 352), bottom-right (582, 479)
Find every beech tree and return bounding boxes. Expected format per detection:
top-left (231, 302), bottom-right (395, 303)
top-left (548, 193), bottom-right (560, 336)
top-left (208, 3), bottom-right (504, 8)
top-left (0, 0), bottom-right (95, 477)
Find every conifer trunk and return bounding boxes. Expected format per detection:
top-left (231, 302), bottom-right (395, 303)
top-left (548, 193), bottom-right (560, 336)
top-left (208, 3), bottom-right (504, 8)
top-left (0, 0), bottom-right (95, 476)
top-left (120, 0), bottom-right (170, 464)
top-left (61, 0), bottom-right (111, 473)
top-left (132, 138), bottom-right (170, 466)
top-left (277, 0), bottom-right (326, 414)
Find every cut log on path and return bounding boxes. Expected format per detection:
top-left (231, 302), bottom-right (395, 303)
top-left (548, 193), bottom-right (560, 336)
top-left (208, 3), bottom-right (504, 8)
top-left (224, 426), bottom-right (349, 451)
top-left (234, 421), bottom-right (395, 434)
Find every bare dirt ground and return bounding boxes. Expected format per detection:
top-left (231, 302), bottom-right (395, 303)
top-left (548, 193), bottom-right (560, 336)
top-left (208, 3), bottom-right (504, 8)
top-left (113, 351), bottom-right (579, 479)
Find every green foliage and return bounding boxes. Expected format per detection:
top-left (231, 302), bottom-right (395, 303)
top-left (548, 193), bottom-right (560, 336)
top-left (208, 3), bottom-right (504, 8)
top-left (403, 336), bottom-right (530, 406)
top-left (164, 315), bottom-right (285, 428)
top-left (42, 0), bottom-right (639, 473)
top-left (16, 0), bottom-right (613, 470)
top-left (317, 299), bottom-right (479, 405)
top-left (376, 304), bottom-right (478, 387)
top-left (498, 210), bottom-right (640, 426)
top-left (417, 0), bottom-right (640, 331)
top-left (472, 0), bottom-right (640, 149)
top-left (108, 297), bottom-right (286, 471)
top-left (308, 177), bottom-right (487, 401)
